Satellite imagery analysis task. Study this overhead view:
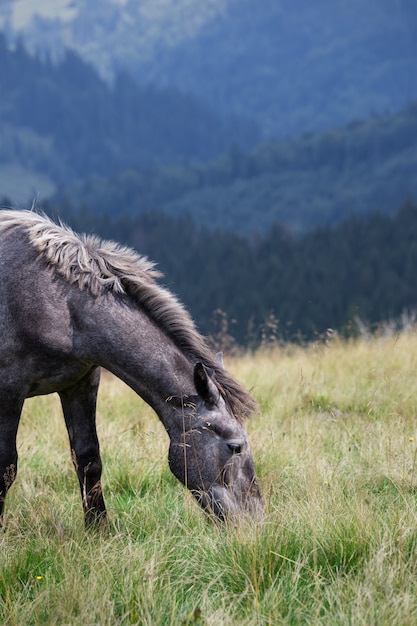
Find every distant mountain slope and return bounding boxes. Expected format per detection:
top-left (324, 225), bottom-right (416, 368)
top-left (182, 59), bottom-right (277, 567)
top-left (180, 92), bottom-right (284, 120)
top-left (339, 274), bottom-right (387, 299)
top-left (2, 0), bottom-right (417, 138)
top-left (0, 32), bottom-right (258, 201)
top-left (0, 0), bottom-right (228, 79)
top-left (58, 101), bottom-right (417, 236)
top-left (133, 0), bottom-right (417, 137)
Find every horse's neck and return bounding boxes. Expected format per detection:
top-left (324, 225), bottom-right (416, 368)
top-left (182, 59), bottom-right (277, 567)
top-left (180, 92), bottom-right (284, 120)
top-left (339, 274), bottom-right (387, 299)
top-left (82, 295), bottom-right (195, 412)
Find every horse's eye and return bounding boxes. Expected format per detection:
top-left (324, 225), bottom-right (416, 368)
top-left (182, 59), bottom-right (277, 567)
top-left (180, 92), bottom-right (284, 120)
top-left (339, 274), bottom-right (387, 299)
top-left (227, 442), bottom-right (242, 455)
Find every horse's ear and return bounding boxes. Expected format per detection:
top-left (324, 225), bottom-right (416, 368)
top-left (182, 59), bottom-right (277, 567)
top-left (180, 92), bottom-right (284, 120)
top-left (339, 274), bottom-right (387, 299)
top-left (194, 362), bottom-right (219, 406)
top-left (215, 351), bottom-right (225, 369)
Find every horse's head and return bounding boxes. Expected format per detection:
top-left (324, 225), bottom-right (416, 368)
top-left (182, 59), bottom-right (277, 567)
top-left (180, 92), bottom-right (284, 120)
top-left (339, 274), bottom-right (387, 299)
top-left (167, 362), bottom-right (263, 522)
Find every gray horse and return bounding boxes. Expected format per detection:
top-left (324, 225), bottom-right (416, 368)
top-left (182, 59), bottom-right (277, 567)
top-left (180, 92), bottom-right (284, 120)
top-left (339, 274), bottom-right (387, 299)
top-left (0, 210), bottom-right (262, 526)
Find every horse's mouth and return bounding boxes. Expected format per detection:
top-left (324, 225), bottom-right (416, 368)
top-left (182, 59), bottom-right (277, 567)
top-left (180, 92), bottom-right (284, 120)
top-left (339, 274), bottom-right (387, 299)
top-left (193, 485), bottom-right (264, 522)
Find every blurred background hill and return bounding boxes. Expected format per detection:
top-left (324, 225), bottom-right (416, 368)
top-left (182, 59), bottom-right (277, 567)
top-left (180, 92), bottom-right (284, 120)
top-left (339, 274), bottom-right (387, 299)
top-left (2, 0), bottom-right (417, 137)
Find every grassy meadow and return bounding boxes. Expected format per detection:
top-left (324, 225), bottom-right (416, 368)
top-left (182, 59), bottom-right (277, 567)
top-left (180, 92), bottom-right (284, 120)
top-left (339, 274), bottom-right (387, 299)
top-left (2, 330), bottom-right (417, 624)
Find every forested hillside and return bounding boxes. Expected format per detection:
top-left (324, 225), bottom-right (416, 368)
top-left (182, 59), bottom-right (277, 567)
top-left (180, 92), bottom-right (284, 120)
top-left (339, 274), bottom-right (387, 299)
top-left (2, 18), bottom-right (417, 233)
top-left (131, 0), bottom-right (417, 137)
top-left (60, 101), bottom-right (417, 235)
top-left (0, 33), bottom-right (258, 199)
top-left (3, 0), bottom-right (416, 138)
top-left (27, 197), bottom-right (417, 346)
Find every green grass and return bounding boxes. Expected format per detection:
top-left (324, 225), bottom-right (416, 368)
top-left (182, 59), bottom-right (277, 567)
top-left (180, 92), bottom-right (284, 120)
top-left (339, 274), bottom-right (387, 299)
top-left (2, 332), bottom-right (417, 624)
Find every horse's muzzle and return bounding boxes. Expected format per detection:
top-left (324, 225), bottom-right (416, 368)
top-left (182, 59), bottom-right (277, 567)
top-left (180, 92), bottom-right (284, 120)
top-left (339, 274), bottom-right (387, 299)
top-left (194, 484), bottom-right (264, 522)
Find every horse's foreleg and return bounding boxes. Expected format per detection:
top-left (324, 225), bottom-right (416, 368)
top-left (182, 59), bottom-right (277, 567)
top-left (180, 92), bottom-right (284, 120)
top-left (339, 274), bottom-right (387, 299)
top-left (0, 393), bottom-right (23, 525)
top-left (59, 368), bottom-right (107, 527)
top-left (0, 453), bottom-right (17, 525)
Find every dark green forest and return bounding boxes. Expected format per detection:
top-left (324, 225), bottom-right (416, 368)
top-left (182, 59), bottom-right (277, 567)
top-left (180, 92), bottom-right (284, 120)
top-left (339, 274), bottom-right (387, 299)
top-left (17, 196), bottom-right (416, 347)
top-left (61, 101), bottom-right (417, 235)
top-left (4, 0), bottom-right (417, 139)
top-left (0, 33), bottom-right (258, 184)
top-left (128, 0), bottom-right (417, 137)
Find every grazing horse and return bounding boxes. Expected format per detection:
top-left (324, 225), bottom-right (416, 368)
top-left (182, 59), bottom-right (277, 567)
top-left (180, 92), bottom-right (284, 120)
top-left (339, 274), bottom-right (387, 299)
top-left (0, 210), bottom-right (262, 525)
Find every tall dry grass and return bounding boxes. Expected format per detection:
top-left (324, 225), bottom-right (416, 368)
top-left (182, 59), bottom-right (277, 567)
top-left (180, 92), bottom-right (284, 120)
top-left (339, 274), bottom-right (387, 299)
top-left (2, 331), bottom-right (417, 624)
